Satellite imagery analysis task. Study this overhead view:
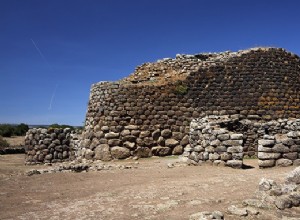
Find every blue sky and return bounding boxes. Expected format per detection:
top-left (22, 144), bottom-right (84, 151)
top-left (0, 0), bottom-right (300, 126)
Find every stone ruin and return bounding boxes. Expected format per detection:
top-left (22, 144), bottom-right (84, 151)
top-left (24, 47), bottom-right (300, 168)
top-left (187, 116), bottom-right (300, 168)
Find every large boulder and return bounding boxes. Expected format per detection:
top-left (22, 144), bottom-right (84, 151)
top-left (111, 146), bottom-right (130, 159)
top-left (94, 144), bottom-right (112, 161)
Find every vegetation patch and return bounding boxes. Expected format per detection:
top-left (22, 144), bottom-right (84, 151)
top-left (0, 123), bottom-right (29, 137)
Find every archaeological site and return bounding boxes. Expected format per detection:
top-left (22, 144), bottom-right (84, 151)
top-left (25, 47), bottom-right (300, 169)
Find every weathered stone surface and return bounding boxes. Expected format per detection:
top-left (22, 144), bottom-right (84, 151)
top-left (258, 139), bottom-right (275, 146)
top-left (151, 146), bottom-right (171, 156)
top-left (165, 139), bottom-right (179, 148)
top-left (276, 158), bottom-right (293, 167)
top-left (105, 132), bottom-right (119, 139)
top-left (285, 166), bottom-right (300, 185)
top-left (230, 134), bottom-right (243, 140)
top-left (94, 144), bottom-right (112, 161)
top-left (180, 135), bottom-right (189, 146)
top-left (258, 152), bottom-right (281, 159)
top-left (226, 160), bottom-right (243, 169)
top-left (161, 129), bottom-right (172, 138)
top-left (111, 147), bottom-right (130, 159)
top-left (108, 139), bottom-right (121, 146)
top-left (227, 205), bottom-right (248, 216)
top-left (272, 144), bottom-right (290, 153)
top-left (227, 146), bottom-right (243, 153)
top-left (152, 129), bottom-right (161, 140)
top-left (283, 152), bottom-right (298, 160)
top-left (222, 140), bottom-right (243, 146)
top-left (123, 141), bottom-right (136, 149)
top-left (258, 159), bottom-right (275, 168)
top-left (217, 134), bottom-right (230, 141)
top-left (172, 145), bottom-right (183, 155)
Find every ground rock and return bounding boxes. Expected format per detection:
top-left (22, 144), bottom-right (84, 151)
top-left (111, 146), bottom-right (130, 159)
top-left (276, 158), bottom-right (293, 167)
top-left (227, 205), bottom-right (248, 216)
top-left (94, 144), bottom-right (112, 161)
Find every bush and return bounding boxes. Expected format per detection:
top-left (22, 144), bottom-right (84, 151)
top-left (0, 136), bottom-right (10, 148)
top-left (173, 81), bottom-right (189, 95)
top-left (0, 123), bottom-right (29, 137)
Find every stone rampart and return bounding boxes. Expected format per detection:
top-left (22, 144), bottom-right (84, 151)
top-left (81, 47), bottom-right (300, 161)
top-left (24, 128), bottom-right (80, 164)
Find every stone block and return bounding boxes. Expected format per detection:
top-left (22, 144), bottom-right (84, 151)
top-left (276, 158), bottom-right (293, 167)
top-left (111, 146), bottom-right (130, 159)
top-left (209, 153), bottom-right (220, 160)
top-left (230, 134), bottom-right (243, 140)
top-left (220, 152), bottom-right (232, 161)
top-left (227, 146), bottom-right (243, 153)
top-left (226, 160), bottom-right (243, 169)
top-left (165, 139), bottom-right (179, 148)
top-left (172, 145), bottom-right (183, 155)
top-left (94, 144), bottom-right (112, 161)
top-left (273, 144), bottom-right (290, 153)
top-left (258, 145), bottom-right (273, 152)
top-left (151, 146), bottom-right (171, 156)
top-left (258, 159), bottom-right (275, 168)
top-left (258, 152), bottom-right (281, 159)
top-left (223, 140), bottom-right (243, 146)
top-left (105, 132), bottom-right (120, 139)
top-left (258, 139), bottom-right (275, 146)
top-left (283, 152), bottom-right (298, 160)
top-left (217, 134), bottom-right (230, 141)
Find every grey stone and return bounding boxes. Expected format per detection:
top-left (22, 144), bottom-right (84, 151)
top-left (227, 146), bottom-right (243, 153)
top-left (125, 125), bottom-right (139, 130)
top-left (283, 152), bottom-right (298, 160)
top-left (194, 145), bottom-right (204, 152)
top-left (226, 160), bottom-right (243, 169)
top-left (209, 153), bottom-right (220, 160)
top-left (157, 136), bottom-right (165, 146)
top-left (85, 149), bottom-right (94, 160)
top-left (172, 132), bottom-right (183, 140)
top-left (111, 147), bottom-right (130, 159)
top-left (161, 129), bottom-right (172, 138)
top-left (108, 139), bottom-right (121, 146)
top-left (273, 143), bottom-right (290, 153)
top-left (180, 135), bottom-right (189, 146)
top-left (210, 139), bottom-right (221, 146)
top-left (123, 141), bottom-right (136, 149)
top-left (230, 134), bottom-right (243, 140)
top-left (275, 196), bottom-right (292, 210)
top-left (105, 132), bottom-right (119, 139)
top-left (258, 159), bottom-right (275, 168)
top-left (94, 144), bottom-right (112, 161)
top-left (152, 129), bottom-right (161, 140)
top-left (220, 152), bottom-right (232, 161)
top-left (259, 178), bottom-right (275, 191)
top-left (285, 166), bottom-right (300, 185)
top-left (215, 145), bottom-right (227, 153)
top-left (121, 130), bottom-right (131, 136)
top-left (140, 131), bottom-right (151, 138)
top-left (276, 158), bottom-right (293, 167)
top-left (151, 146), bottom-right (171, 156)
top-left (227, 205), bottom-right (248, 216)
top-left (172, 145), bottom-right (183, 155)
top-left (232, 153), bottom-right (243, 160)
top-left (45, 154), bottom-right (53, 160)
top-left (165, 139), bottom-right (179, 148)
top-left (258, 152), bottom-right (281, 159)
top-left (258, 145), bottom-right (273, 152)
top-left (217, 134), bottom-right (230, 141)
top-left (222, 140), bottom-right (243, 146)
top-left (258, 139), bottom-right (275, 146)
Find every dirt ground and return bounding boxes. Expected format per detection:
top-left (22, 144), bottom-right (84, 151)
top-left (3, 136), bottom-right (24, 147)
top-left (0, 154), bottom-right (299, 220)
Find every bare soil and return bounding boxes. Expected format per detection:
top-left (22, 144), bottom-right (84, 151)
top-left (0, 154), bottom-right (299, 220)
top-left (3, 136), bottom-right (25, 147)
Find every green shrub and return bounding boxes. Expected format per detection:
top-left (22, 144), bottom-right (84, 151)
top-left (174, 81), bottom-right (188, 95)
top-left (0, 136), bottom-right (10, 148)
top-left (0, 123), bottom-right (29, 137)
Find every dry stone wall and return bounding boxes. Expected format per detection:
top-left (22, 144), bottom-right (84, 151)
top-left (187, 116), bottom-right (300, 168)
top-left (25, 128), bottom-right (80, 164)
top-left (81, 47), bottom-right (300, 161)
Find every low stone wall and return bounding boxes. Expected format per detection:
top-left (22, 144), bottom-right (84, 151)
top-left (187, 116), bottom-right (300, 168)
top-left (258, 132), bottom-right (300, 168)
top-left (24, 128), bottom-right (80, 164)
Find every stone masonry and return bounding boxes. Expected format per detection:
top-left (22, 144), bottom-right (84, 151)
top-left (80, 47), bottom-right (300, 162)
top-left (187, 116), bottom-right (300, 168)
